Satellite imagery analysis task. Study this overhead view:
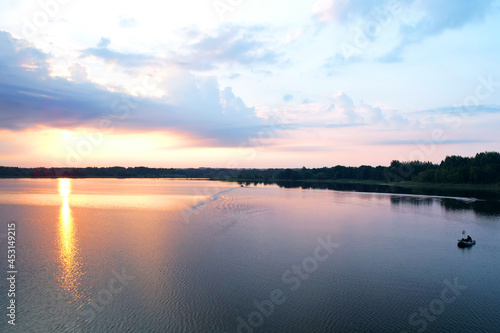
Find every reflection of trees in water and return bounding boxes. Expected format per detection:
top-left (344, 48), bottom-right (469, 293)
top-left (439, 198), bottom-right (470, 212)
top-left (237, 180), bottom-right (500, 218)
top-left (391, 196), bottom-right (500, 217)
top-left (440, 199), bottom-right (500, 217)
top-left (241, 180), bottom-right (499, 200)
top-left (390, 196), bottom-right (433, 207)
top-left (243, 180), bottom-right (396, 193)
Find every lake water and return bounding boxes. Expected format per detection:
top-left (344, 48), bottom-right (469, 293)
top-left (0, 179), bottom-right (499, 332)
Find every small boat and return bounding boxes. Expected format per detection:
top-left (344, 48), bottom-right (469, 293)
top-left (457, 239), bottom-right (476, 247)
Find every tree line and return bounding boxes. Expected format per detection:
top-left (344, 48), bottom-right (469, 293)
top-left (239, 151), bottom-right (500, 185)
top-left (0, 152), bottom-right (499, 185)
top-left (0, 166), bottom-right (240, 179)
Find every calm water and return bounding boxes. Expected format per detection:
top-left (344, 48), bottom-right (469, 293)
top-left (0, 179), bottom-right (499, 333)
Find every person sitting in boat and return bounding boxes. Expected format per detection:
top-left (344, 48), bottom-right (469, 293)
top-left (460, 235), bottom-right (472, 242)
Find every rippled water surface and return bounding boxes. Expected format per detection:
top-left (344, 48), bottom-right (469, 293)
top-left (0, 179), bottom-right (499, 332)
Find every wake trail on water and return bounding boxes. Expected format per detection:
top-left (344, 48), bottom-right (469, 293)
top-left (189, 187), bottom-right (241, 211)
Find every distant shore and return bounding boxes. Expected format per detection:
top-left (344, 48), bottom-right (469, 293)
top-left (1, 176), bottom-right (499, 201)
top-left (221, 178), bottom-right (500, 192)
top-left (1, 151), bottom-right (499, 194)
top-left (0, 174), bottom-right (498, 193)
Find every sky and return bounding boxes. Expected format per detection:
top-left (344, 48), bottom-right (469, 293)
top-left (0, 0), bottom-right (499, 168)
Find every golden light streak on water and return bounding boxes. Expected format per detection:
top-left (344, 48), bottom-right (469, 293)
top-left (59, 178), bottom-right (71, 198)
top-left (58, 178), bottom-right (82, 297)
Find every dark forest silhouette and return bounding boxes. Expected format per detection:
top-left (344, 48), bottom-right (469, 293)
top-left (241, 151), bottom-right (500, 185)
top-left (1, 152), bottom-right (499, 185)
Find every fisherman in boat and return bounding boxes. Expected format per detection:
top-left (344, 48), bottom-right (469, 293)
top-left (461, 235), bottom-right (472, 242)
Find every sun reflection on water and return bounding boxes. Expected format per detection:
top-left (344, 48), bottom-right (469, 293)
top-left (58, 178), bottom-right (82, 297)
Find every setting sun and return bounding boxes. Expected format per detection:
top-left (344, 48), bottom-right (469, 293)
top-left (59, 130), bottom-right (74, 138)
top-left (58, 178), bottom-right (71, 197)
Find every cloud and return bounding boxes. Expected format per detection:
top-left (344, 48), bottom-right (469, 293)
top-left (97, 37), bottom-right (111, 48)
top-left (81, 38), bottom-right (155, 67)
top-left (176, 25), bottom-right (281, 70)
top-left (312, 0), bottom-right (390, 23)
top-left (358, 102), bottom-right (385, 123)
top-left (283, 93), bottom-right (293, 102)
top-left (384, 0), bottom-right (495, 61)
top-left (251, 69), bottom-right (273, 76)
top-left (330, 91), bottom-right (359, 122)
top-left (285, 29), bottom-right (302, 44)
top-left (119, 16), bottom-right (138, 28)
top-left (69, 63), bottom-right (89, 82)
top-left (79, 25), bottom-right (281, 72)
top-left (272, 145), bottom-right (338, 152)
top-left (322, 91), bottom-right (412, 126)
top-left (314, 0), bottom-right (496, 62)
top-left (372, 139), bottom-right (495, 145)
top-left (389, 113), bottom-right (410, 126)
top-left (323, 53), bottom-right (361, 75)
top-left (262, 90), bottom-right (404, 132)
top-left (0, 31), bottom-right (263, 146)
top-left (419, 105), bottom-right (500, 115)
top-left (0, 32), bottom-right (49, 78)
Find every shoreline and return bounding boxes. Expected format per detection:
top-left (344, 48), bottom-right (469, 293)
top-left (222, 178), bottom-right (500, 192)
top-left (0, 176), bottom-right (498, 192)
